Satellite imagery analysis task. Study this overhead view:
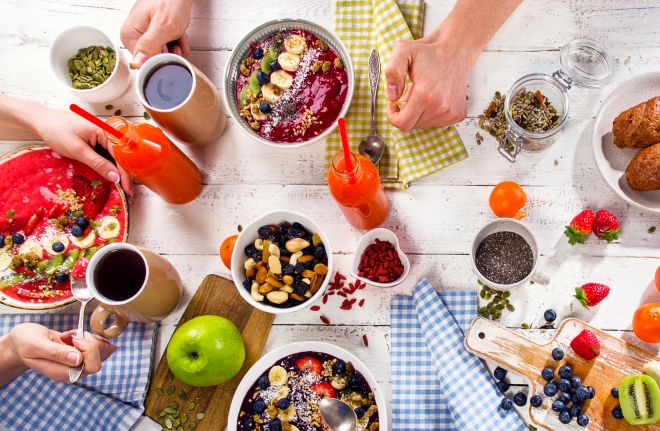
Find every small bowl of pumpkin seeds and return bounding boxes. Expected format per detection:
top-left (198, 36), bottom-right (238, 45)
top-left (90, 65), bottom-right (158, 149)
top-left (49, 25), bottom-right (130, 103)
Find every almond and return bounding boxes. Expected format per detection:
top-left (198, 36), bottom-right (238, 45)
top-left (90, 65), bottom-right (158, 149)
top-left (302, 269), bottom-right (316, 278)
top-left (280, 256), bottom-right (290, 263)
top-left (310, 273), bottom-right (324, 294)
top-left (314, 263), bottom-right (329, 275)
top-left (258, 283), bottom-right (276, 294)
top-left (245, 267), bottom-right (256, 278)
top-left (267, 290), bottom-right (289, 304)
top-left (290, 293), bottom-right (305, 301)
top-left (298, 255), bottom-right (314, 263)
top-left (283, 275), bottom-right (294, 285)
top-left (256, 266), bottom-right (268, 284)
top-left (285, 238), bottom-right (310, 253)
top-left (265, 277), bottom-right (284, 288)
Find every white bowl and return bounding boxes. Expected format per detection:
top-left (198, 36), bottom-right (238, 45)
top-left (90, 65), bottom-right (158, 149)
top-left (49, 25), bottom-right (130, 104)
top-left (230, 210), bottom-right (333, 314)
top-left (227, 341), bottom-right (388, 431)
top-left (350, 228), bottom-right (410, 288)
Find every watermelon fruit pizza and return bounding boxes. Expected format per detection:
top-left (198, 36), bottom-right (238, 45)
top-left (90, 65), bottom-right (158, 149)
top-left (0, 146), bottom-right (128, 309)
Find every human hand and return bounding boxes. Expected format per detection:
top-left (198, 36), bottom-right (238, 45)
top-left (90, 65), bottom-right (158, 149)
top-left (385, 34), bottom-right (469, 132)
top-left (34, 107), bottom-right (134, 199)
top-left (120, 0), bottom-right (193, 68)
top-left (6, 323), bottom-right (115, 383)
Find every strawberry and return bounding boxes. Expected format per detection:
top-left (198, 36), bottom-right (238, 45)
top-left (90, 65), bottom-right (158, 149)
top-left (71, 175), bottom-right (110, 220)
top-left (23, 207), bottom-right (45, 236)
top-left (570, 329), bottom-right (601, 360)
top-left (71, 257), bottom-right (90, 280)
top-left (593, 209), bottom-right (620, 243)
top-left (310, 381), bottom-right (335, 399)
top-left (574, 283), bottom-right (610, 309)
top-left (564, 209), bottom-right (594, 245)
top-left (296, 356), bottom-right (322, 375)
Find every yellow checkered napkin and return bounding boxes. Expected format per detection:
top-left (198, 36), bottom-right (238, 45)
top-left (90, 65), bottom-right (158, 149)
top-left (326, 0), bottom-right (468, 189)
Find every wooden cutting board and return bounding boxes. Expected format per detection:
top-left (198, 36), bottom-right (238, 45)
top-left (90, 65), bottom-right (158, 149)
top-left (144, 275), bottom-right (275, 430)
top-left (465, 317), bottom-right (660, 431)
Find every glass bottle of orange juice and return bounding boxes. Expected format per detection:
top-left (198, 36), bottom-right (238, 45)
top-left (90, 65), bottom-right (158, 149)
top-left (105, 116), bottom-right (202, 204)
top-left (327, 151), bottom-right (389, 230)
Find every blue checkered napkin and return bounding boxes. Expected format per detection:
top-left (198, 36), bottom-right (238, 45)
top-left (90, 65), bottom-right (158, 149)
top-left (391, 279), bottom-right (526, 430)
top-left (0, 314), bottom-right (156, 431)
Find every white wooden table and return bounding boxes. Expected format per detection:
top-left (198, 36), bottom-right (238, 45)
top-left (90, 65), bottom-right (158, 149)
top-left (2, 0), bottom-right (660, 429)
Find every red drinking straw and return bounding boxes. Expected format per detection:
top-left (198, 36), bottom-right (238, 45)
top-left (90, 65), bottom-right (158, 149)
top-left (70, 104), bottom-right (124, 139)
top-left (337, 118), bottom-right (353, 172)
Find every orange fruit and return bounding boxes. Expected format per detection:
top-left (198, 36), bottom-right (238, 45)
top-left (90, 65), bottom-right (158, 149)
top-left (220, 235), bottom-right (239, 270)
top-left (632, 303), bottom-right (660, 343)
top-left (655, 266), bottom-right (660, 293)
top-left (489, 181), bottom-right (527, 218)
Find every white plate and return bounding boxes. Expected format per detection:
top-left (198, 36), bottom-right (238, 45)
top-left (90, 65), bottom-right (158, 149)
top-left (592, 72), bottom-right (660, 212)
top-left (227, 341), bottom-right (388, 431)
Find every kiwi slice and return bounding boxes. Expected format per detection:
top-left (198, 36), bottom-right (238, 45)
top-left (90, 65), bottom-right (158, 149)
top-left (260, 47), bottom-right (278, 74)
top-left (249, 70), bottom-right (262, 96)
top-left (619, 374), bottom-right (660, 425)
top-left (238, 87), bottom-right (250, 107)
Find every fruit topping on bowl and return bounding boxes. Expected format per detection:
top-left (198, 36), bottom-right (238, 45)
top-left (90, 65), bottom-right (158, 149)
top-left (618, 374), bottom-right (660, 425)
top-left (236, 30), bottom-right (348, 143)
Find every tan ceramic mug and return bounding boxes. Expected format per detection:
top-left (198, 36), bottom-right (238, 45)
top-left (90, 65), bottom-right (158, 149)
top-left (88, 243), bottom-right (183, 338)
top-left (136, 53), bottom-right (226, 146)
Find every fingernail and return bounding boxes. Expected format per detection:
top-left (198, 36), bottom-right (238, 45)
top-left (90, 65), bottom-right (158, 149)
top-left (67, 351), bottom-right (81, 365)
top-left (387, 84), bottom-right (399, 101)
top-left (132, 52), bottom-right (149, 68)
top-left (107, 171), bottom-right (120, 184)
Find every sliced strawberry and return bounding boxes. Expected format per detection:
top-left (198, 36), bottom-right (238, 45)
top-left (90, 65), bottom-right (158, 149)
top-left (564, 209), bottom-right (594, 245)
top-left (24, 207), bottom-right (45, 236)
top-left (310, 382), bottom-right (335, 399)
top-left (296, 356), bottom-right (323, 375)
top-left (47, 203), bottom-right (63, 218)
top-left (593, 209), bottom-right (620, 243)
top-left (71, 175), bottom-right (110, 220)
top-left (71, 257), bottom-right (90, 280)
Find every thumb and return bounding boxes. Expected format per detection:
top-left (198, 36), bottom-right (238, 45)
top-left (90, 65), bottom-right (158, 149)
top-left (132, 25), bottom-right (172, 68)
top-left (385, 41), bottom-right (412, 102)
top-left (36, 339), bottom-right (82, 366)
top-left (76, 145), bottom-right (121, 185)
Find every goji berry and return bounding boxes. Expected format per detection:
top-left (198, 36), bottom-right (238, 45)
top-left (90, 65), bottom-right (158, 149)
top-left (362, 334), bottom-right (369, 347)
top-left (310, 305), bottom-right (320, 311)
top-left (320, 315), bottom-right (330, 324)
top-left (359, 299), bottom-right (365, 307)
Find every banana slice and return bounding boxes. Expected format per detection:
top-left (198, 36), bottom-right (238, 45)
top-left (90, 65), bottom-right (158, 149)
top-left (278, 52), bottom-right (301, 72)
top-left (19, 240), bottom-right (43, 259)
top-left (42, 235), bottom-right (69, 256)
top-left (0, 252), bottom-right (12, 271)
top-left (278, 405), bottom-right (295, 421)
top-left (98, 216), bottom-right (121, 239)
top-left (274, 385), bottom-right (290, 399)
top-left (270, 70), bottom-right (294, 90)
top-left (358, 415), bottom-right (369, 430)
top-left (250, 104), bottom-right (268, 121)
top-left (262, 83), bottom-right (283, 104)
top-left (71, 231), bottom-right (96, 249)
top-left (284, 35), bottom-right (307, 55)
top-left (268, 365), bottom-right (288, 387)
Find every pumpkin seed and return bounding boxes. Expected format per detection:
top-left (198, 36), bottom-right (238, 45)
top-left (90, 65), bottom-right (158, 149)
top-left (105, 104), bottom-right (113, 110)
top-left (479, 290), bottom-right (486, 299)
top-left (522, 323), bottom-right (530, 329)
top-left (155, 388), bottom-right (163, 395)
top-left (187, 402), bottom-right (195, 410)
top-left (167, 371), bottom-right (174, 381)
top-left (159, 410), bottom-right (168, 417)
top-left (187, 423), bottom-right (196, 429)
top-left (506, 304), bottom-right (515, 312)
top-left (114, 109), bottom-right (121, 116)
top-left (164, 407), bottom-right (177, 414)
top-left (69, 45), bottom-right (116, 89)
top-left (166, 385), bottom-right (175, 395)
top-left (178, 390), bottom-right (186, 401)
top-left (196, 413), bottom-right (205, 420)
top-left (180, 414), bottom-right (187, 424)
top-left (144, 111), bottom-right (151, 120)
top-left (165, 418), bottom-right (173, 429)
top-left (156, 410), bottom-right (163, 417)
top-left (172, 419), bottom-right (180, 427)
top-left (502, 291), bottom-right (511, 298)
top-left (178, 427), bottom-right (184, 431)
top-left (169, 402), bottom-right (179, 409)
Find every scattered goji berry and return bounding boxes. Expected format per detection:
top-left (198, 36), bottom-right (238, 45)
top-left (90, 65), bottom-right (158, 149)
top-left (320, 315), bottom-right (330, 325)
top-left (337, 291), bottom-right (347, 298)
top-left (310, 305), bottom-right (320, 311)
top-left (362, 334), bottom-right (369, 347)
top-left (359, 299), bottom-right (365, 307)
top-left (323, 295), bottom-right (328, 304)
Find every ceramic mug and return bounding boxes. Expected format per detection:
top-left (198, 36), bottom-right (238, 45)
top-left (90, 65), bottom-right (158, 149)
top-left (470, 218), bottom-right (550, 291)
top-left (87, 243), bottom-right (183, 338)
top-left (135, 53), bottom-right (226, 146)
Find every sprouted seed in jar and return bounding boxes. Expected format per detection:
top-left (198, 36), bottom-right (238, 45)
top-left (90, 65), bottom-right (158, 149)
top-left (510, 89), bottom-right (560, 133)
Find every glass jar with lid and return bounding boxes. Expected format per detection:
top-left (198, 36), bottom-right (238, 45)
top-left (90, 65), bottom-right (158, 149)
top-left (498, 39), bottom-right (615, 162)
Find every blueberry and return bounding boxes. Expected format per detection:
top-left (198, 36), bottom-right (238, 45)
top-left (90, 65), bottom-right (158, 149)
top-left (251, 251), bottom-right (262, 261)
top-left (54, 273), bottom-right (69, 283)
top-left (277, 398), bottom-right (290, 410)
top-left (76, 217), bottom-right (89, 228)
top-left (258, 226), bottom-right (272, 239)
top-left (530, 395), bottom-right (543, 408)
top-left (552, 348), bottom-right (564, 361)
top-left (513, 392), bottom-right (527, 406)
top-left (500, 398), bottom-right (513, 411)
top-left (253, 399), bottom-right (266, 414)
top-left (51, 241), bottom-right (65, 253)
top-left (611, 387), bottom-right (619, 398)
top-left (11, 233), bottom-right (25, 245)
top-left (258, 375), bottom-right (270, 390)
top-left (244, 417), bottom-right (255, 429)
top-left (71, 225), bottom-right (84, 237)
top-left (577, 414), bottom-right (589, 427)
top-left (544, 382), bottom-right (557, 397)
top-left (333, 360), bottom-right (346, 375)
top-left (256, 71), bottom-right (270, 85)
top-left (354, 407), bottom-right (365, 419)
top-left (314, 244), bottom-right (326, 261)
top-left (270, 60), bottom-right (281, 72)
top-left (279, 245), bottom-right (292, 257)
top-left (287, 227), bottom-right (304, 239)
top-left (253, 47), bottom-right (264, 59)
top-left (295, 281), bottom-right (309, 296)
top-left (292, 222), bottom-right (306, 231)
top-left (570, 375), bottom-right (582, 389)
top-left (575, 386), bottom-right (589, 402)
top-left (270, 418), bottom-right (281, 431)
top-left (493, 367), bottom-right (507, 381)
top-left (552, 400), bottom-right (566, 412)
top-left (348, 377), bottom-right (362, 390)
top-left (244, 244), bottom-right (257, 257)
top-left (570, 403), bottom-right (581, 418)
top-left (558, 365), bottom-right (572, 379)
top-left (544, 309), bottom-right (557, 322)
top-left (294, 262), bottom-right (305, 274)
top-left (541, 367), bottom-right (554, 381)
top-left (282, 263), bottom-right (295, 275)
top-left (557, 379), bottom-right (571, 392)
top-left (242, 279), bottom-right (251, 290)
top-left (268, 233), bottom-right (282, 245)
top-left (557, 392), bottom-right (571, 405)
top-left (302, 245), bottom-right (315, 256)
top-left (571, 392), bottom-right (579, 404)
top-left (497, 379), bottom-right (510, 394)
top-left (259, 101), bottom-right (272, 114)
top-left (587, 386), bottom-right (595, 399)
top-left (0, 234), bottom-right (4, 248)
top-left (612, 406), bottom-right (624, 419)
top-left (559, 410), bottom-right (571, 424)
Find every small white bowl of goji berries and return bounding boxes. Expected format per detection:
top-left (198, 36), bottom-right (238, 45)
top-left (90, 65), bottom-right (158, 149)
top-left (350, 228), bottom-right (410, 288)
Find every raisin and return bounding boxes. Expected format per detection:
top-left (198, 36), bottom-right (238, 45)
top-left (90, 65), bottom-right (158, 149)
top-left (302, 245), bottom-right (315, 256)
top-left (314, 244), bottom-right (326, 261)
top-left (295, 282), bottom-right (309, 296)
top-left (258, 226), bottom-right (272, 239)
top-left (242, 279), bottom-right (252, 290)
top-left (282, 263), bottom-right (295, 275)
top-left (244, 244), bottom-right (257, 257)
top-left (251, 250), bottom-right (262, 261)
top-left (292, 222), bottom-right (306, 231)
top-left (277, 223), bottom-right (289, 235)
top-left (268, 233), bottom-right (282, 245)
top-left (287, 227), bottom-right (304, 239)
top-left (294, 263), bottom-right (305, 274)
top-left (279, 245), bottom-right (292, 257)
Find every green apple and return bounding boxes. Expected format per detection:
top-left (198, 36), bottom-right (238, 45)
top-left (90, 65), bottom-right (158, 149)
top-left (167, 315), bottom-right (246, 387)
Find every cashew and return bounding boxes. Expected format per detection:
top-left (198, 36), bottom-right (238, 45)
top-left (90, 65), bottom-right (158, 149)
top-left (254, 239), bottom-right (264, 251)
top-left (244, 258), bottom-right (256, 270)
top-left (251, 282), bottom-right (264, 302)
top-left (304, 290), bottom-right (312, 298)
top-left (289, 251), bottom-right (303, 266)
top-left (302, 278), bottom-right (311, 284)
top-left (268, 243), bottom-right (280, 259)
top-left (281, 285), bottom-right (294, 293)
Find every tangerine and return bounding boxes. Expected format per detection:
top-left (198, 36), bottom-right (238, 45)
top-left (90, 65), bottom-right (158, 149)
top-left (655, 266), bottom-right (660, 293)
top-left (220, 235), bottom-right (238, 270)
top-left (489, 181), bottom-right (527, 218)
top-left (632, 303), bottom-right (660, 344)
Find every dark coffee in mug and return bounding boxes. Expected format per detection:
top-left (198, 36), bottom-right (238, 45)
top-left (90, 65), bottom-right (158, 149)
top-left (93, 249), bottom-right (147, 302)
top-left (143, 63), bottom-right (193, 110)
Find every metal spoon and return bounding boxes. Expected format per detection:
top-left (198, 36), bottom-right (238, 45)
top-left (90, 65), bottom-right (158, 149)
top-left (358, 49), bottom-right (386, 165)
top-left (319, 398), bottom-right (358, 431)
top-left (69, 277), bottom-right (94, 383)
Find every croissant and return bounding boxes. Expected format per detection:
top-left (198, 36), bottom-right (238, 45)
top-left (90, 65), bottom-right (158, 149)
top-left (612, 96), bottom-right (660, 149)
top-left (625, 143), bottom-right (660, 191)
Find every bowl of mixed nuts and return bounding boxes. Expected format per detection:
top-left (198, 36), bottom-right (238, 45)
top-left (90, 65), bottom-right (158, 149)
top-left (230, 210), bottom-right (333, 314)
top-left (49, 25), bottom-right (131, 103)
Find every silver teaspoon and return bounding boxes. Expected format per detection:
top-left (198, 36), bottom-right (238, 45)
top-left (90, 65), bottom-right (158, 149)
top-left (69, 277), bottom-right (94, 383)
top-left (319, 398), bottom-right (358, 431)
top-left (358, 49), bottom-right (386, 165)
